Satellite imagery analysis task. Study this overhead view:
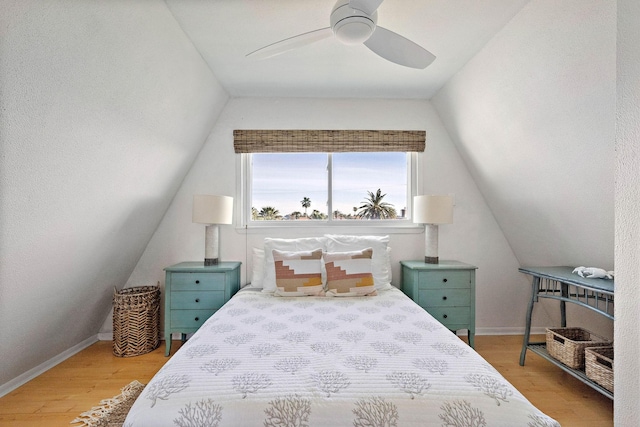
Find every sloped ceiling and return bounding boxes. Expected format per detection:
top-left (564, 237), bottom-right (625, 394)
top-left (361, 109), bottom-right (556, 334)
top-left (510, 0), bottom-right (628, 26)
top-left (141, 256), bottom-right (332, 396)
top-left (432, 0), bottom-right (615, 268)
top-left (0, 0), bottom-right (228, 386)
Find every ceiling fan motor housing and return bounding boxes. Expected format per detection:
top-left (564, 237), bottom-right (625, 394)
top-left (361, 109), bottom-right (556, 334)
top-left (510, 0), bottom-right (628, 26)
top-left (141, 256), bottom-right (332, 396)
top-left (330, 1), bottom-right (378, 45)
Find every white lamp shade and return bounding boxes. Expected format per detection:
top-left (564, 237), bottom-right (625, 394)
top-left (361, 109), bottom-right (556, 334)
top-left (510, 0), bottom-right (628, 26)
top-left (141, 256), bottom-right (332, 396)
top-left (192, 195), bottom-right (234, 225)
top-left (413, 195), bottom-right (453, 224)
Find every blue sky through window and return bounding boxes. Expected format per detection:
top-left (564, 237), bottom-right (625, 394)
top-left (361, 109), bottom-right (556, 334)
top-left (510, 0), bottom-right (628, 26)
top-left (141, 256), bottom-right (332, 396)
top-left (251, 152), bottom-right (407, 218)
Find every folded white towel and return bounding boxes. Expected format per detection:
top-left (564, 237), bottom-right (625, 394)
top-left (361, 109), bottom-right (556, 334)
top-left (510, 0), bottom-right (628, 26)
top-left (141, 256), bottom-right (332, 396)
top-left (572, 266), bottom-right (614, 279)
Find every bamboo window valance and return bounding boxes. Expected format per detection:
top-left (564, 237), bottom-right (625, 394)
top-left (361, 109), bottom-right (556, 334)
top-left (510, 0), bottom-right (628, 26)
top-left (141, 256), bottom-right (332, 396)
top-left (233, 130), bottom-right (425, 153)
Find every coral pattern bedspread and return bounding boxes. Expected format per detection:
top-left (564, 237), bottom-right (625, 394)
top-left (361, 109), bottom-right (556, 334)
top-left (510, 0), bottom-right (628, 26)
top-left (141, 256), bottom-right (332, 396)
top-left (125, 288), bottom-right (559, 426)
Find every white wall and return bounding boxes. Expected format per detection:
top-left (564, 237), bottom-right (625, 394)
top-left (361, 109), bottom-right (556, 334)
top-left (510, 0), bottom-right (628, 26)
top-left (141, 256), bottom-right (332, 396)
top-left (615, 0), bottom-right (640, 424)
top-left (433, 0), bottom-right (615, 268)
top-left (0, 0), bottom-right (228, 387)
top-left (111, 97), bottom-right (549, 337)
top-left (432, 0), bottom-right (615, 338)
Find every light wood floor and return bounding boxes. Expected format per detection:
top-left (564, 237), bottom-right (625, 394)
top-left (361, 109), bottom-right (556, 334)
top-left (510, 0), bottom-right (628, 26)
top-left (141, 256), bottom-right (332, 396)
top-left (0, 335), bottom-right (612, 426)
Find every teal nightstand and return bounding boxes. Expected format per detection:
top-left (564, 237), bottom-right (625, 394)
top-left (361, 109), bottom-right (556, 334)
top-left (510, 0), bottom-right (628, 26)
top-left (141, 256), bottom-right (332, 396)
top-left (164, 261), bottom-right (241, 356)
top-left (400, 260), bottom-right (477, 348)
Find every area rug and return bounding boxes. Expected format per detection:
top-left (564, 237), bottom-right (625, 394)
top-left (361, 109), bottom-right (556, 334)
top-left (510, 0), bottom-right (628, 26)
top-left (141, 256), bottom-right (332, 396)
top-left (70, 380), bottom-right (145, 427)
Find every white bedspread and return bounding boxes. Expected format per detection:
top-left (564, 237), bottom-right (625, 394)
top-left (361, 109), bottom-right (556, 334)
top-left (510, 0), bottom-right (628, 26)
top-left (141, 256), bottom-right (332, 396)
top-left (125, 288), bottom-right (559, 426)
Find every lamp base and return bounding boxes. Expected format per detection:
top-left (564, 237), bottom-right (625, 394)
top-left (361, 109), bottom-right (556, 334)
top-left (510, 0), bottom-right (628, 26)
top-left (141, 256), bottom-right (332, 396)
top-left (424, 224), bottom-right (440, 265)
top-left (204, 224), bottom-right (220, 267)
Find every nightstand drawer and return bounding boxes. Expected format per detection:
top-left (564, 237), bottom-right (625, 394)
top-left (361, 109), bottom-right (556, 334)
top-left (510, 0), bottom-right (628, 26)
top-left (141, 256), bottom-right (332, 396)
top-left (170, 273), bottom-right (226, 290)
top-left (417, 270), bottom-right (470, 289)
top-left (170, 291), bottom-right (226, 310)
top-left (426, 306), bottom-right (470, 325)
top-left (170, 309), bottom-right (213, 329)
top-left (418, 288), bottom-right (470, 307)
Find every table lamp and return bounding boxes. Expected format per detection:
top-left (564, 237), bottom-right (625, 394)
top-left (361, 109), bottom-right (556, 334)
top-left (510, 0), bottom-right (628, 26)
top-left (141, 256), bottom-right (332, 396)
top-left (413, 195), bottom-right (453, 264)
top-left (192, 195), bottom-right (233, 265)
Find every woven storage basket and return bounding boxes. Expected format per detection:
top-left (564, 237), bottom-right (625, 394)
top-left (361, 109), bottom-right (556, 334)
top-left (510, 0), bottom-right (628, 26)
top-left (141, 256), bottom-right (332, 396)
top-left (546, 327), bottom-right (610, 369)
top-left (585, 346), bottom-right (614, 393)
top-left (113, 285), bottom-right (160, 357)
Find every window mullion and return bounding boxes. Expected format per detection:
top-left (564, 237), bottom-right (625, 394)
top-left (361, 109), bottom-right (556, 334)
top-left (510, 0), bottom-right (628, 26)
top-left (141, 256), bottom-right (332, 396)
top-left (327, 153), bottom-right (333, 222)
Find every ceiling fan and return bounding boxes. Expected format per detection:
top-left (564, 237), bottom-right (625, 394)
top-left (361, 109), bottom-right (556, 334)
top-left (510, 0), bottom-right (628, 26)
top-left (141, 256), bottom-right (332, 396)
top-left (246, 0), bottom-right (436, 69)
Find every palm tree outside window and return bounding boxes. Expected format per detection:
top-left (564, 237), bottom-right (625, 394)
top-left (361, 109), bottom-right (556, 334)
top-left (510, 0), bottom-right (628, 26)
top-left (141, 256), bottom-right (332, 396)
top-left (356, 189), bottom-right (398, 219)
top-left (301, 197), bottom-right (311, 217)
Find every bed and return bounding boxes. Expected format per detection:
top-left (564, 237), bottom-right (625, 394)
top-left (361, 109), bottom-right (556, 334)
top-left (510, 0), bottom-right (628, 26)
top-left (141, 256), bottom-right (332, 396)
top-left (125, 236), bottom-right (560, 426)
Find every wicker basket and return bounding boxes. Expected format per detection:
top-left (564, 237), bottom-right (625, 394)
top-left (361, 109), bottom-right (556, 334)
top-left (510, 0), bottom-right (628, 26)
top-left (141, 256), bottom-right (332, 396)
top-left (585, 346), bottom-right (614, 393)
top-left (113, 285), bottom-right (161, 357)
top-left (546, 327), bottom-right (610, 369)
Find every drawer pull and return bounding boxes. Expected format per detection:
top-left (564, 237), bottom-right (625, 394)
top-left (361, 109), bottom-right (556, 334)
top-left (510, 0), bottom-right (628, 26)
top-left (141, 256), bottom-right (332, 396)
top-left (443, 314), bottom-right (448, 319)
top-left (195, 298), bottom-right (200, 303)
top-left (442, 296), bottom-right (447, 301)
top-left (195, 280), bottom-right (200, 284)
top-left (442, 278), bottom-right (448, 283)
top-left (194, 317), bottom-right (200, 322)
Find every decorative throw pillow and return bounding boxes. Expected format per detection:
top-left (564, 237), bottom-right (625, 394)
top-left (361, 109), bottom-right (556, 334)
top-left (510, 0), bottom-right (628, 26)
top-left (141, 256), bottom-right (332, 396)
top-left (324, 234), bottom-right (392, 290)
top-left (272, 248), bottom-right (324, 297)
top-left (324, 248), bottom-right (377, 297)
top-left (262, 237), bottom-right (328, 293)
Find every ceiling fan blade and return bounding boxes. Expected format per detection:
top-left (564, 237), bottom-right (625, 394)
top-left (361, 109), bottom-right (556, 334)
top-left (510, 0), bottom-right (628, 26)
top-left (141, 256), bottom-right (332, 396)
top-left (246, 27), bottom-right (333, 60)
top-left (363, 26), bottom-right (435, 69)
top-left (349, 0), bottom-right (384, 15)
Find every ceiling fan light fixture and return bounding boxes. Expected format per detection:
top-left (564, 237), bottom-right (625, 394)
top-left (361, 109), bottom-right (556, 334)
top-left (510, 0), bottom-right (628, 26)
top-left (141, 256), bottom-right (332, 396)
top-left (330, 1), bottom-right (377, 45)
top-left (333, 17), bottom-right (375, 44)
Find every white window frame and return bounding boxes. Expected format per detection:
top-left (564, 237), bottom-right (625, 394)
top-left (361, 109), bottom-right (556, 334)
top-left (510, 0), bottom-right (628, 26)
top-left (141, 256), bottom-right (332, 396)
top-left (236, 152), bottom-right (421, 229)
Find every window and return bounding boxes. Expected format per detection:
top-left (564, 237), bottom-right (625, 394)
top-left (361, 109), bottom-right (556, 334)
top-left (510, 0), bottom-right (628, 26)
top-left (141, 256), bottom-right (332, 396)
top-left (244, 152), bottom-right (416, 225)
top-left (234, 129), bottom-right (425, 227)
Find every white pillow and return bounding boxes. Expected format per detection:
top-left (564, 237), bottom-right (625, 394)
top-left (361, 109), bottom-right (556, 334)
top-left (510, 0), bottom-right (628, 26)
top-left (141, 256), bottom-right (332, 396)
top-left (385, 246), bottom-right (392, 284)
top-left (246, 247), bottom-right (265, 288)
top-left (324, 235), bottom-right (392, 290)
top-left (262, 237), bottom-right (328, 293)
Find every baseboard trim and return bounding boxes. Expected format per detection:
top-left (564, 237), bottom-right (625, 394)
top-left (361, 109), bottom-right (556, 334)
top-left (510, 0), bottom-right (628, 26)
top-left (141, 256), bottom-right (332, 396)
top-left (97, 332), bottom-right (113, 341)
top-left (97, 332), bottom-right (174, 341)
top-left (0, 334), bottom-right (99, 398)
top-left (456, 327), bottom-right (547, 337)
top-left (475, 326), bottom-right (548, 336)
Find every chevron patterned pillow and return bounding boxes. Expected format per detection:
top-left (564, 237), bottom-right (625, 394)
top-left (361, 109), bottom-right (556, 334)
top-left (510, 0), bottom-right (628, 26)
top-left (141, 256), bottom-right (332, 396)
top-left (272, 248), bottom-right (324, 297)
top-left (324, 248), bottom-right (377, 297)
